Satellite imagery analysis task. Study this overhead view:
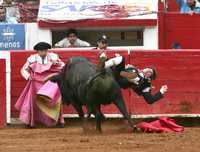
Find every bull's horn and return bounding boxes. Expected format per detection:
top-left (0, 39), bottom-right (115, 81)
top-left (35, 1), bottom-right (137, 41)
top-left (44, 73), bottom-right (59, 83)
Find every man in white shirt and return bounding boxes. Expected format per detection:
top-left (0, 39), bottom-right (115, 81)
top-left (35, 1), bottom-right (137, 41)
top-left (54, 29), bottom-right (90, 48)
top-left (2, 0), bottom-right (20, 23)
top-left (0, 6), bottom-right (6, 23)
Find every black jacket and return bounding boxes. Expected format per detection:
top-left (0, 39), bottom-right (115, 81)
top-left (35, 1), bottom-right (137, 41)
top-left (133, 78), bottom-right (163, 104)
top-left (112, 56), bottom-right (164, 104)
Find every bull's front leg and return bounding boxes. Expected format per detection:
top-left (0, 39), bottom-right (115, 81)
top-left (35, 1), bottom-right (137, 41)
top-left (94, 104), bottom-right (102, 133)
top-left (86, 105), bottom-right (106, 122)
top-left (113, 94), bottom-right (136, 130)
top-left (71, 102), bottom-right (90, 132)
top-left (71, 102), bottom-right (84, 119)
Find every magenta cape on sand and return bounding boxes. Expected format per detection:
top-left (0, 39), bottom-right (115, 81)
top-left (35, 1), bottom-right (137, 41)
top-left (136, 117), bottom-right (184, 133)
top-left (15, 62), bottom-right (64, 127)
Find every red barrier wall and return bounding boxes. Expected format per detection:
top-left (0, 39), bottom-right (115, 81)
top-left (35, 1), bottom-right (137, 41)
top-left (130, 50), bottom-right (200, 115)
top-left (0, 59), bottom-right (6, 126)
top-left (11, 50), bottom-right (200, 118)
top-left (159, 13), bottom-right (200, 49)
top-left (11, 50), bottom-right (130, 117)
top-left (38, 19), bottom-right (157, 28)
top-left (167, 0), bottom-right (179, 12)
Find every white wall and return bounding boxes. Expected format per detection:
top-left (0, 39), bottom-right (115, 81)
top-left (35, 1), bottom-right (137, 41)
top-left (143, 26), bottom-right (158, 50)
top-left (25, 23), bottom-right (158, 50)
top-left (25, 23), bottom-right (52, 50)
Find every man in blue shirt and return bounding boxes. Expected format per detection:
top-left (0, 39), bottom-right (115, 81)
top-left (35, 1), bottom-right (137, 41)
top-left (177, 0), bottom-right (200, 13)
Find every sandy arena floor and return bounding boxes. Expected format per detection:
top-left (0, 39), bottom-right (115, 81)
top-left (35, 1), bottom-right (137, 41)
top-left (0, 120), bottom-right (199, 152)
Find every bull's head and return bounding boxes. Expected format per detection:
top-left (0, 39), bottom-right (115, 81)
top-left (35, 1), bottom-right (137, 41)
top-left (45, 73), bottom-right (71, 105)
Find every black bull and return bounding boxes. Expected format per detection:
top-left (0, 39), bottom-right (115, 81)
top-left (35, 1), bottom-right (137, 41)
top-left (50, 57), bottom-right (135, 132)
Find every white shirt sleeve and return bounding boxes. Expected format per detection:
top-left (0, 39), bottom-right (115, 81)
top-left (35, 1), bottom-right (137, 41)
top-left (55, 38), bottom-right (68, 48)
top-left (77, 39), bottom-right (91, 47)
top-left (138, 72), bottom-right (144, 78)
top-left (27, 54), bottom-right (37, 63)
top-left (49, 52), bottom-right (65, 67)
top-left (55, 38), bottom-right (90, 47)
top-left (21, 54), bottom-right (38, 80)
top-left (49, 53), bottom-right (59, 61)
top-left (21, 62), bottom-right (31, 80)
top-left (142, 87), bottom-right (151, 93)
top-left (129, 77), bottom-right (140, 85)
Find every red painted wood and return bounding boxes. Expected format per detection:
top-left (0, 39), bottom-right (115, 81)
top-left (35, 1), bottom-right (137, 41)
top-left (130, 51), bottom-right (200, 115)
top-left (10, 50), bottom-right (130, 117)
top-left (167, 0), bottom-right (180, 12)
top-left (159, 13), bottom-right (200, 49)
top-left (11, 50), bottom-right (200, 118)
top-left (158, 12), bottom-right (165, 49)
top-left (0, 59), bottom-right (6, 126)
top-left (38, 19), bottom-right (157, 29)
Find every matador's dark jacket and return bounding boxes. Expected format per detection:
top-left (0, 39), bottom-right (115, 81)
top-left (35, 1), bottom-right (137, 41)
top-left (111, 57), bottom-right (164, 104)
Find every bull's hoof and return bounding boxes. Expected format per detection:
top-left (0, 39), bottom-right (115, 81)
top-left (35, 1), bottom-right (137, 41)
top-left (133, 126), bottom-right (143, 133)
top-left (86, 113), bottom-right (92, 119)
top-left (96, 126), bottom-right (103, 133)
top-left (100, 114), bottom-right (106, 122)
top-left (25, 125), bottom-right (35, 129)
top-left (56, 123), bottom-right (65, 128)
top-left (96, 129), bottom-right (102, 134)
top-left (86, 113), bottom-right (106, 121)
top-left (128, 126), bottom-right (142, 133)
top-left (82, 118), bottom-right (90, 132)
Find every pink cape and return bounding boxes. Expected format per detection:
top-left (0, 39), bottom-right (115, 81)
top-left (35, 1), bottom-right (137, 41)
top-left (15, 62), bottom-right (64, 127)
top-left (36, 81), bottom-right (63, 123)
top-left (136, 117), bottom-right (184, 133)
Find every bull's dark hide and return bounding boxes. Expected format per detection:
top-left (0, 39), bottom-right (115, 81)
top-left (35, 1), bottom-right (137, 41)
top-left (50, 57), bottom-right (134, 132)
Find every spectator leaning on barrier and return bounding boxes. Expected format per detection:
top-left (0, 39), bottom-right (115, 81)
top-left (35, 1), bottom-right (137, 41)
top-left (177, 0), bottom-right (200, 14)
top-left (54, 29), bottom-right (90, 48)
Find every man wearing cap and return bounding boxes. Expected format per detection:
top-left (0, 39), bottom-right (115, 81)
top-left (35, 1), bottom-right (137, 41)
top-left (15, 42), bottom-right (65, 128)
top-left (95, 35), bottom-right (118, 71)
top-left (55, 29), bottom-right (90, 48)
top-left (94, 35), bottom-right (168, 103)
top-left (96, 35), bottom-right (109, 50)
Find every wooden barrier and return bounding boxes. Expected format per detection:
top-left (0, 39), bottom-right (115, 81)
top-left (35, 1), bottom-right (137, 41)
top-left (0, 59), bottom-right (6, 126)
top-left (130, 50), bottom-right (200, 115)
top-left (10, 50), bottom-right (200, 118)
top-left (159, 13), bottom-right (200, 49)
top-left (10, 50), bottom-right (130, 117)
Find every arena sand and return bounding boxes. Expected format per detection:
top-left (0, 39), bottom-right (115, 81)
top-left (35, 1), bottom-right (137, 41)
top-left (0, 119), bottom-right (199, 152)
